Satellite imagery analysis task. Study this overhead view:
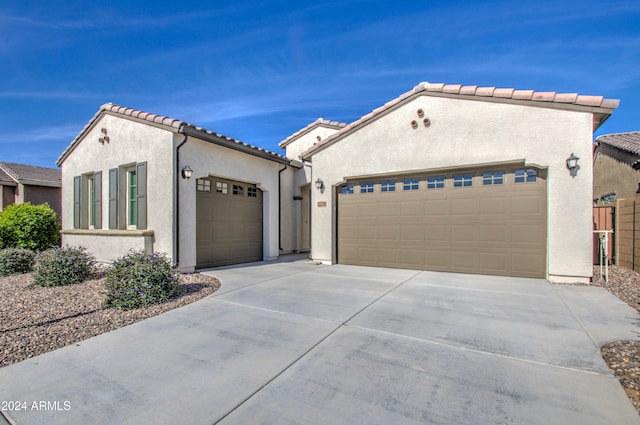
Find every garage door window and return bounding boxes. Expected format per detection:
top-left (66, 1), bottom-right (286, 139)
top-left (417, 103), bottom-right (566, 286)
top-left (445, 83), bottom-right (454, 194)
top-left (197, 179), bottom-right (211, 192)
top-left (515, 169), bottom-right (537, 183)
top-left (453, 173), bottom-right (473, 187)
top-left (427, 176), bottom-right (445, 189)
top-left (360, 182), bottom-right (374, 193)
top-left (248, 187), bottom-right (258, 198)
top-left (403, 178), bottom-right (419, 191)
top-left (381, 181), bottom-right (396, 192)
top-left (233, 185), bottom-right (244, 196)
top-left (483, 171), bottom-right (504, 185)
top-left (216, 182), bottom-right (228, 194)
top-left (341, 184), bottom-right (354, 194)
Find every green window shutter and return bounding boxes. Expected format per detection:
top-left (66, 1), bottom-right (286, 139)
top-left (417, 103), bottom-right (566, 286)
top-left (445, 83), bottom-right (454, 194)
top-left (136, 162), bottom-right (147, 229)
top-left (93, 171), bottom-right (102, 229)
top-left (73, 176), bottom-right (81, 229)
top-left (108, 168), bottom-right (118, 229)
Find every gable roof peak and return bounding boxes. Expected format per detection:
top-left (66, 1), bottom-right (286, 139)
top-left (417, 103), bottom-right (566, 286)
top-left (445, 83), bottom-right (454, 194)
top-left (58, 103), bottom-right (292, 166)
top-left (302, 80), bottom-right (620, 160)
top-left (278, 118), bottom-right (348, 148)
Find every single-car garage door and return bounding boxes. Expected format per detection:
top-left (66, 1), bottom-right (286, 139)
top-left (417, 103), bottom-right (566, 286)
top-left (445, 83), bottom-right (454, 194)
top-left (337, 166), bottom-right (546, 278)
top-left (196, 176), bottom-right (263, 268)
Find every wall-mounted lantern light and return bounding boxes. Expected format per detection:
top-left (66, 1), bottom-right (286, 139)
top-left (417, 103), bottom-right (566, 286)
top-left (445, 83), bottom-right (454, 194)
top-left (315, 178), bottom-right (325, 193)
top-left (566, 153), bottom-right (580, 178)
top-left (181, 165), bottom-right (193, 180)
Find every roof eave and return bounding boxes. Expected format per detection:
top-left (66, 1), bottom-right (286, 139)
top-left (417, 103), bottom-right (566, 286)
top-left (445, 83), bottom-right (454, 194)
top-left (18, 179), bottom-right (62, 188)
top-left (180, 125), bottom-right (293, 166)
top-left (56, 104), bottom-right (183, 167)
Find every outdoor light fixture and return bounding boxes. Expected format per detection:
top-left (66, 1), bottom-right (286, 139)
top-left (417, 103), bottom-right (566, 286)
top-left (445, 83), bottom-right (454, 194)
top-left (181, 165), bottom-right (193, 180)
top-left (315, 178), bottom-right (325, 192)
top-left (566, 153), bottom-right (580, 178)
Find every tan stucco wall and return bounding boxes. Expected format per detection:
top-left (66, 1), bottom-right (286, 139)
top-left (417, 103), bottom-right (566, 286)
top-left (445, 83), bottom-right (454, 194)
top-left (309, 95), bottom-right (595, 283)
top-left (178, 137), bottom-right (285, 271)
top-left (60, 114), bottom-right (175, 262)
top-left (593, 151), bottom-right (640, 202)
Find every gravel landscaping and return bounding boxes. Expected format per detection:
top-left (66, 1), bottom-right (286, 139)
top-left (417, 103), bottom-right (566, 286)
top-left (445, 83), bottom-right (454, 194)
top-left (0, 272), bottom-right (220, 368)
top-left (592, 265), bottom-right (640, 415)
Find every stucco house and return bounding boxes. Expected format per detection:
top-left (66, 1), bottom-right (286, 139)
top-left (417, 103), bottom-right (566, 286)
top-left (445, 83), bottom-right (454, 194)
top-left (0, 161), bottom-right (62, 218)
top-left (56, 103), bottom-right (309, 271)
top-left (593, 132), bottom-right (640, 205)
top-left (57, 81), bottom-right (618, 283)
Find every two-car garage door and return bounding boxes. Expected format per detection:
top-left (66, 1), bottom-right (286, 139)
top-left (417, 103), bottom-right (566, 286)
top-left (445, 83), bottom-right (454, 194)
top-left (337, 166), bottom-right (546, 278)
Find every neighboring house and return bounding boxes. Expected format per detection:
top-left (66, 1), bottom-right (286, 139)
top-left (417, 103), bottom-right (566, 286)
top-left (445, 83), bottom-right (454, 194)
top-left (593, 132), bottom-right (640, 205)
top-left (58, 81), bottom-right (618, 283)
top-left (0, 161), bottom-right (62, 218)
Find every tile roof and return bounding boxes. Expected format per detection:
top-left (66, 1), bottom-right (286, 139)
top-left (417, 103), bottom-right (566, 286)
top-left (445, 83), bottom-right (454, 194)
top-left (0, 162), bottom-right (61, 185)
top-left (57, 103), bottom-right (290, 166)
top-left (101, 103), bottom-right (183, 129)
top-left (278, 118), bottom-right (348, 148)
top-left (302, 81), bottom-right (620, 159)
top-left (595, 132), bottom-right (640, 156)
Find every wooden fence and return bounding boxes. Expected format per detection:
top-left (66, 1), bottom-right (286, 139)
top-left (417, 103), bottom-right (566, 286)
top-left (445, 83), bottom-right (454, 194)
top-left (593, 205), bottom-right (614, 264)
top-left (616, 196), bottom-right (640, 272)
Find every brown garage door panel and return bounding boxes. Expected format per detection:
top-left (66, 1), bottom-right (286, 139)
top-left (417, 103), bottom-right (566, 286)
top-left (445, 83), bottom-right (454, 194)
top-left (337, 169), bottom-right (547, 278)
top-left (196, 177), bottom-right (263, 268)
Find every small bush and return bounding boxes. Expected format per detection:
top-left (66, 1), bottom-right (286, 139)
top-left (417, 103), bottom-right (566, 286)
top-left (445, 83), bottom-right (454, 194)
top-left (0, 203), bottom-right (60, 251)
top-left (32, 246), bottom-right (95, 287)
top-left (0, 247), bottom-right (36, 276)
top-left (104, 250), bottom-right (181, 310)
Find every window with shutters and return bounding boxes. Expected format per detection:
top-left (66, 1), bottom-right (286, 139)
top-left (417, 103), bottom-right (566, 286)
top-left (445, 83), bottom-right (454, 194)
top-left (106, 162), bottom-right (147, 230)
top-left (73, 171), bottom-right (102, 229)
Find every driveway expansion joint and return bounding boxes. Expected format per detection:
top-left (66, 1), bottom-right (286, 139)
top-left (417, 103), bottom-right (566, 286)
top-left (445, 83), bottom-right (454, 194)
top-left (346, 324), bottom-right (610, 377)
top-left (550, 283), bottom-right (600, 349)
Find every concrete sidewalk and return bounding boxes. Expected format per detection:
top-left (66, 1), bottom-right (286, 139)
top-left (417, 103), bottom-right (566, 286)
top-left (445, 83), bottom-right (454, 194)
top-left (1, 259), bottom-right (639, 424)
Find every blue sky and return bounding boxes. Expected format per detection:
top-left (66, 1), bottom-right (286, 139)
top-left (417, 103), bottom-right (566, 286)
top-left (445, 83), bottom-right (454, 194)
top-left (1, 0), bottom-right (639, 168)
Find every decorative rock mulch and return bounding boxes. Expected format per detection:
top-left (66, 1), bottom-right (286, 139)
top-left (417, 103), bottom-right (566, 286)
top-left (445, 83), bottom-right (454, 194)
top-left (592, 265), bottom-right (640, 414)
top-left (0, 272), bottom-right (220, 368)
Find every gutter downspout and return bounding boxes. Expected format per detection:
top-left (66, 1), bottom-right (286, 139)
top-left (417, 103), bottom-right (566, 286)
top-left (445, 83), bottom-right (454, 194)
top-left (175, 131), bottom-right (189, 266)
top-left (278, 164), bottom-right (287, 251)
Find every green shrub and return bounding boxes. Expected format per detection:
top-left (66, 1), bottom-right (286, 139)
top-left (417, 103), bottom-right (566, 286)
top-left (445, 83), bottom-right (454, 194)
top-left (0, 247), bottom-right (36, 276)
top-left (32, 246), bottom-right (95, 287)
top-left (0, 203), bottom-right (60, 251)
top-left (104, 250), bottom-right (181, 310)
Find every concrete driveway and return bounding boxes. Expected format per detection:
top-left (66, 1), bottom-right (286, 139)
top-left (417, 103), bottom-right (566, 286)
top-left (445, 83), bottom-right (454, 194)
top-left (1, 258), bottom-right (640, 424)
